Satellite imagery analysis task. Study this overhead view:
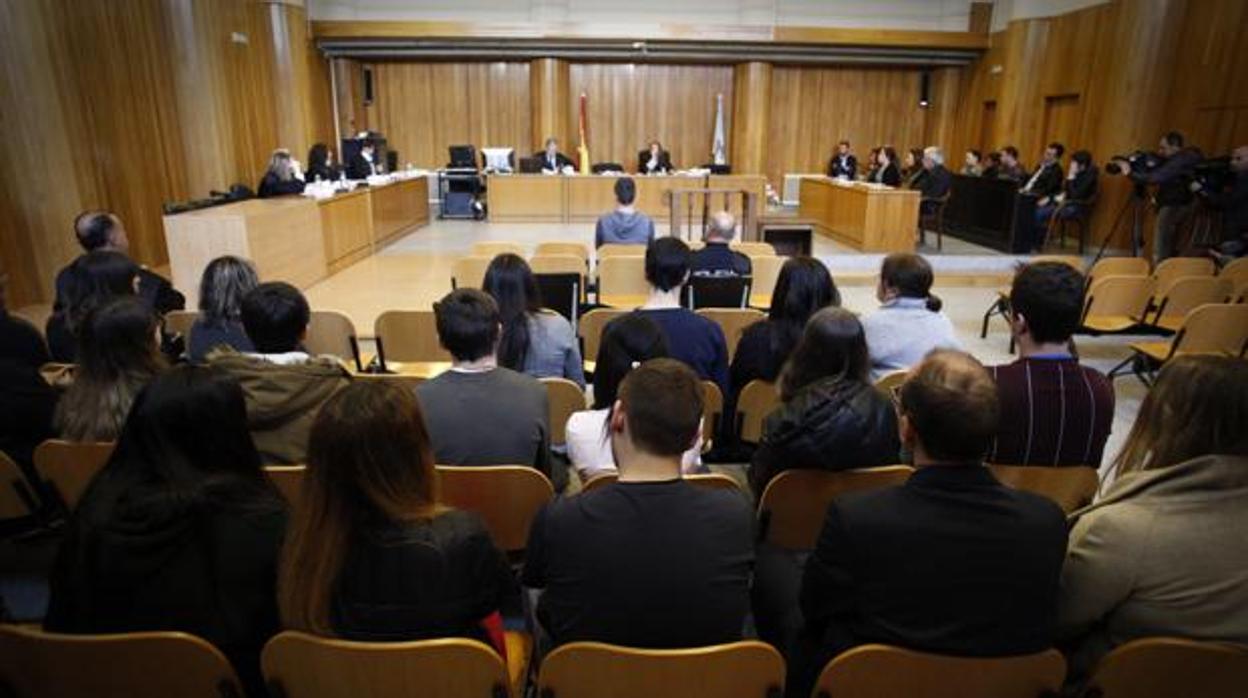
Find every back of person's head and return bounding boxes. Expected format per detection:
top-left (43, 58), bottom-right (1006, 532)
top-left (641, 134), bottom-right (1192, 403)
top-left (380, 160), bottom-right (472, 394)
top-left (705, 211), bottom-right (737, 242)
top-left (880, 252), bottom-right (941, 311)
top-left (1009, 262), bottom-right (1085, 345)
top-left (593, 312), bottom-right (670, 410)
top-left (615, 176), bottom-right (637, 205)
top-left (433, 288), bottom-right (500, 362)
top-left (768, 256), bottom-right (839, 362)
top-left (615, 358), bottom-right (703, 458)
top-left (240, 282), bottom-right (310, 354)
top-left (76, 296), bottom-right (164, 384)
top-left (779, 307), bottom-right (869, 400)
top-left (74, 211), bottom-right (123, 252)
top-left (482, 253), bottom-right (541, 370)
top-left (1113, 355), bottom-right (1248, 478)
top-left (645, 237), bottom-right (691, 292)
top-left (899, 350), bottom-right (999, 463)
top-left (281, 380), bottom-right (440, 633)
top-left (63, 250), bottom-right (139, 335)
top-left (199, 255), bottom-right (259, 324)
top-left (1072, 150), bottom-right (1093, 170)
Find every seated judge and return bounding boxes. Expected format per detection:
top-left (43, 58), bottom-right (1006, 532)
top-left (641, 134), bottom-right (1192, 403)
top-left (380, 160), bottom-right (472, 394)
top-left (919, 146), bottom-right (952, 213)
top-left (536, 137), bottom-right (575, 174)
top-left (870, 146), bottom-right (903, 186)
top-left (305, 143), bottom-right (341, 183)
top-left (53, 211), bottom-right (184, 318)
top-left (998, 146), bottom-right (1027, 182)
top-left (594, 177), bottom-right (656, 247)
top-left (826, 140), bottom-right (858, 180)
top-left (638, 140), bottom-right (674, 175)
top-left (257, 149), bottom-right (306, 198)
top-left (345, 140), bottom-right (380, 180)
top-left (691, 211), bottom-right (751, 278)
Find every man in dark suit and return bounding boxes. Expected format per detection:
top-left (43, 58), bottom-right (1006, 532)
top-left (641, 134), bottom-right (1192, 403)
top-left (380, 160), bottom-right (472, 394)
top-left (638, 141), bottom-right (674, 174)
top-left (919, 146), bottom-right (952, 215)
top-left (790, 349), bottom-right (1067, 697)
top-left (1022, 142), bottom-right (1065, 201)
top-left (535, 137), bottom-right (574, 173)
top-left (53, 211), bottom-right (184, 316)
top-left (826, 140), bottom-right (858, 180)
top-left (345, 141), bottom-right (379, 180)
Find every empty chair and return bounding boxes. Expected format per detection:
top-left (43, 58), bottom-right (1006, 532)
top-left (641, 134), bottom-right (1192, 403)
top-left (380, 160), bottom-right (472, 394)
top-left (988, 464), bottom-right (1100, 514)
top-left (162, 309), bottom-right (198, 340)
top-left (731, 241), bottom-right (778, 257)
top-left (374, 310), bottom-right (451, 364)
top-left (597, 256), bottom-right (649, 305)
top-left (0, 450), bottom-right (39, 520)
top-left (735, 379), bottom-right (780, 444)
top-left (436, 465), bottom-right (554, 555)
top-left (813, 644), bottom-right (1065, 698)
top-left (304, 309), bottom-right (361, 369)
top-left (578, 308), bottom-right (629, 367)
top-left (535, 242), bottom-right (590, 266)
top-left (1086, 257), bottom-right (1149, 287)
top-left (1080, 275), bottom-right (1152, 333)
top-left (582, 472), bottom-right (746, 495)
top-left (531, 254), bottom-right (589, 286)
top-left (537, 640), bottom-right (784, 698)
top-left (543, 377), bottom-right (587, 448)
top-left (264, 465), bottom-right (305, 510)
top-left (1081, 637), bottom-right (1248, 698)
top-left (33, 439), bottom-right (115, 509)
top-left (1146, 276), bottom-right (1233, 331)
top-left (685, 276), bottom-right (751, 310)
top-left (1119, 303), bottom-right (1248, 383)
top-left (534, 274), bottom-right (583, 330)
top-left (697, 308), bottom-right (766, 361)
top-left (1150, 257), bottom-right (1216, 299)
top-left (1217, 255), bottom-right (1248, 282)
top-left (749, 256), bottom-right (785, 308)
top-left (597, 243), bottom-right (647, 259)
top-left (757, 466), bottom-right (913, 549)
top-left (0, 625), bottom-right (243, 698)
top-left (471, 241), bottom-right (525, 258)
top-left (701, 380), bottom-right (724, 449)
top-left (451, 256), bottom-right (495, 290)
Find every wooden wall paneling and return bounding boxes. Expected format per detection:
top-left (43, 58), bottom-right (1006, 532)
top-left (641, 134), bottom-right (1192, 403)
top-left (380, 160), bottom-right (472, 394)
top-left (923, 67), bottom-right (964, 155)
top-left (530, 58), bottom-right (570, 154)
top-left (1165, 0), bottom-right (1248, 155)
top-left (1041, 95), bottom-right (1081, 154)
top-left (969, 3), bottom-right (993, 35)
top-left (731, 62), bottom-right (772, 178)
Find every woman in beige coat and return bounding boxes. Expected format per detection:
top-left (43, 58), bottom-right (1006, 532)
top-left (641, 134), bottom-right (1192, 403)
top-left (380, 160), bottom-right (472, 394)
top-left (1058, 355), bottom-right (1248, 680)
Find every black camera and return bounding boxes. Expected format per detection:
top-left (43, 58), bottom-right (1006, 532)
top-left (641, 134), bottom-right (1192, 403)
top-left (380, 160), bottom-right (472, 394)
top-left (1105, 150), bottom-right (1162, 176)
top-left (1193, 156), bottom-right (1232, 192)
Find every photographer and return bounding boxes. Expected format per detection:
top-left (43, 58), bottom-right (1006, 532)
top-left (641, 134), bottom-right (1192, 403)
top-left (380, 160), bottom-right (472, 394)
top-left (1136, 131), bottom-right (1202, 264)
top-left (1194, 146), bottom-right (1248, 260)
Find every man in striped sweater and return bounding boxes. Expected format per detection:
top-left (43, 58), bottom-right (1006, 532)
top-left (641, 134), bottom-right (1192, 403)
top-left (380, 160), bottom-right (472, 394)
top-left (988, 262), bottom-right (1114, 467)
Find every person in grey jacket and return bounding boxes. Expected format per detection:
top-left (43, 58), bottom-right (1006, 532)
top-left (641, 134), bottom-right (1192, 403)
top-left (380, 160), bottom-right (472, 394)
top-left (595, 177), bottom-right (655, 247)
top-left (862, 253), bottom-right (961, 380)
top-left (482, 253), bottom-right (585, 388)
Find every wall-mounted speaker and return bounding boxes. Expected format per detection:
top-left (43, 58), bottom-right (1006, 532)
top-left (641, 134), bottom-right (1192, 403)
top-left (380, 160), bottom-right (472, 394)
top-left (919, 70), bottom-right (931, 108)
top-left (363, 66), bottom-right (374, 105)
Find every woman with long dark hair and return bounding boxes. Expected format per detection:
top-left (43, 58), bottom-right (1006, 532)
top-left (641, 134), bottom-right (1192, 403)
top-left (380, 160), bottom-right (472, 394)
top-left (861, 252), bottom-right (960, 379)
top-left (189, 255), bottom-right (258, 361)
top-left (278, 381), bottom-right (515, 648)
top-left (872, 146), bottom-right (903, 186)
top-left (482, 253), bottom-right (584, 387)
top-left (903, 147), bottom-right (928, 189)
top-left (46, 365), bottom-right (287, 696)
top-left (45, 249), bottom-right (139, 362)
top-left (306, 143), bottom-right (340, 183)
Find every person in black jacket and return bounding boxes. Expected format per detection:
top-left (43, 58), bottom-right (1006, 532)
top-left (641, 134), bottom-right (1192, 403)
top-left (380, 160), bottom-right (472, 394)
top-left (257, 148), bottom-right (306, 198)
top-left (0, 273), bottom-right (49, 370)
top-left (1138, 131), bottom-right (1202, 264)
top-left (45, 365), bottom-right (288, 697)
top-left (47, 250), bottom-right (141, 363)
top-left (638, 141), bottom-right (674, 175)
top-left (535, 137), bottom-right (575, 173)
top-left (691, 212), bottom-right (752, 278)
top-left (1032, 150), bottom-right (1099, 251)
top-left (1021, 142), bottom-right (1065, 201)
top-left (1199, 145), bottom-right (1248, 254)
top-left (788, 350), bottom-right (1067, 697)
top-left (919, 147), bottom-right (952, 215)
top-left (869, 146), bottom-right (903, 187)
top-left (305, 142), bottom-right (341, 183)
top-left (345, 140), bottom-right (381, 180)
top-left (826, 141), bottom-right (858, 180)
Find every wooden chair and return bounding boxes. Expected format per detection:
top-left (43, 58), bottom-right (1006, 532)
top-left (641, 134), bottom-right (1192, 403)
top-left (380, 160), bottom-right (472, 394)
top-left (537, 640), bottom-right (784, 698)
top-left (577, 308), bottom-right (629, 365)
top-left (1082, 637), bottom-right (1248, 698)
top-left (535, 241), bottom-right (590, 266)
top-left (1044, 194), bottom-right (1098, 254)
top-left (1086, 257), bottom-right (1149, 287)
top-left (305, 309), bottom-right (361, 369)
top-left (582, 472), bottom-right (746, 495)
top-left (1217, 255), bottom-right (1248, 283)
top-left (33, 439), bottom-right (115, 510)
top-left (1236, 277), bottom-right (1248, 304)
top-left (163, 309), bottom-right (198, 340)
top-left (812, 644), bottom-right (1065, 698)
top-left (596, 243), bottom-right (647, 259)
top-left (731, 241), bottom-right (778, 257)
top-left (873, 370), bottom-right (909, 397)
top-left (736, 379), bottom-right (780, 444)
top-left (988, 464), bottom-right (1100, 513)
top-left (262, 630), bottom-right (521, 698)
top-left (542, 377), bottom-right (587, 447)
top-left (696, 308), bottom-right (765, 360)
top-left (0, 450), bottom-right (40, 519)
top-left (1115, 303), bottom-right (1248, 384)
top-left (701, 380), bottom-right (724, 449)
top-left (0, 625), bottom-right (243, 698)
top-left (264, 465), bottom-right (305, 511)
top-left (471, 241), bottom-right (525, 258)
top-left (1079, 275), bottom-right (1151, 334)
top-left (436, 465), bottom-right (554, 554)
top-left (1150, 257), bottom-right (1216, 301)
top-left (749, 256), bottom-right (785, 309)
top-left (451, 256), bottom-right (495, 290)
top-left (918, 192), bottom-right (951, 251)
top-left (1144, 276), bottom-right (1234, 331)
top-left (597, 256), bottom-right (649, 304)
top-left (530, 254), bottom-right (588, 286)
top-left (757, 466), bottom-right (914, 549)
top-left (374, 310), bottom-right (451, 364)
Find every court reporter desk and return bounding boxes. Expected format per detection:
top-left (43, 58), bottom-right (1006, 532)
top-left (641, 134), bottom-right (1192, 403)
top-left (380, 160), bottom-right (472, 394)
top-left (164, 177), bottom-right (428, 307)
top-left (798, 177), bottom-right (919, 253)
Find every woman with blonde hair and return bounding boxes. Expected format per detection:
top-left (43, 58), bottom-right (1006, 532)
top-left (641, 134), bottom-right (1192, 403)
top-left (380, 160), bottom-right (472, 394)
top-left (1058, 355), bottom-right (1248, 681)
top-left (278, 381), bottom-right (516, 648)
top-left (257, 148), bottom-right (305, 198)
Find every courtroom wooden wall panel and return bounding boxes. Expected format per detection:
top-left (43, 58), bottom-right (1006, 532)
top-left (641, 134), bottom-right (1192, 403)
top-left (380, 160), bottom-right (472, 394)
top-left (1165, 0), bottom-right (1248, 154)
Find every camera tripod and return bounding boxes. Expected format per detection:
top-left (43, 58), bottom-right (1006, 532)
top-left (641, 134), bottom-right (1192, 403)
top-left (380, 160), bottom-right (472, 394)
top-left (1092, 182), bottom-right (1149, 264)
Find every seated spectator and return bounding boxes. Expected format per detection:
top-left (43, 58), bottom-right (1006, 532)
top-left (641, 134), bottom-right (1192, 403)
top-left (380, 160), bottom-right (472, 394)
top-left (207, 282), bottom-right (350, 464)
top-left (988, 262), bottom-right (1113, 466)
top-left (566, 313), bottom-right (702, 483)
top-left (1059, 355), bottom-right (1248, 681)
top-left (257, 148), bottom-right (306, 198)
top-left (998, 146), bottom-right (1027, 182)
top-left (482, 254), bottom-right (585, 388)
top-left (416, 289), bottom-right (550, 471)
top-left (862, 253), bottom-right (960, 379)
top-left (594, 177), bottom-right (655, 247)
top-left (305, 142), bottom-right (341, 183)
top-left (0, 272), bottom-right (49, 369)
top-left (962, 149), bottom-right (983, 176)
top-left (691, 211), bottom-right (752, 278)
top-left (791, 350), bottom-right (1067, 697)
top-left (1031, 150), bottom-right (1098, 252)
top-left (188, 256), bottom-right (258, 362)
top-left (53, 211), bottom-right (184, 318)
top-left (279, 381), bottom-right (517, 649)
top-left (47, 250), bottom-right (141, 363)
top-left (870, 146), bottom-right (902, 186)
top-left (523, 359), bottom-right (753, 649)
top-left (749, 307), bottom-right (900, 496)
top-left (637, 238), bottom-right (729, 394)
top-left (919, 146), bottom-right (952, 215)
top-left (902, 148), bottom-right (927, 189)
top-left (45, 365), bottom-right (288, 696)
top-left (54, 297), bottom-right (165, 442)
top-left (981, 150), bottom-right (1004, 180)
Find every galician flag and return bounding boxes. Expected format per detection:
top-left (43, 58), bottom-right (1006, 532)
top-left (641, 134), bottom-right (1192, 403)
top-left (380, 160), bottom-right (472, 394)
top-left (712, 93), bottom-right (727, 166)
top-left (578, 92), bottom-right (591, 175)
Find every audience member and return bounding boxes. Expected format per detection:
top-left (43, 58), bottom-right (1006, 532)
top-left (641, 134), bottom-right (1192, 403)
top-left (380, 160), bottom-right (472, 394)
top-left (1059, 355), bottom-right (1248, 681)
top-left (594, 177), bottom-right (655, 247)
top-left (863, 146), bottom-right (882, 181)
top-left (862, 253), bottom-right (960, 379)
top-left (45, 365), bottom-right (288, 696)
top-left (257, 148), bottom-right (306, 198)
top-left (691, 211), bottom-right (751, 277)
top-left (483, 254), bottom-right (584, 387)
top-left (918, 146), bottom-right (952, 215)
top-left (638, 140), bottom-right (673, 174)
top-left (0, 274), bottom-right (56, 479)
top-left (962, 149), bottom-right (983, 176)
top-left (47, 249), bottom-right (140, 362)
top-left (902, 148), bottom-right (926, 189)
top-left (999, 146), bottom-right (1027, 182)
top-left (791, 350), bottom-right (1067, 697)
top-left (989, 262), bottom-right (1113, 466)
top-left (523, 359), bottom-right (753, 649)
top-left (1138, 131), bottom-right (1202, 265)
top-left (1032, 150), bottom-right (1098, 251)
top-left (826, 140), bottom-right (857, 180)
top-left (207, 282), bottom-right (350, 464)
top-left (188, 255), bottom-right (258, 362)
top-left (1022, 143), bottom-right (1065, 203)
top-left (54, 297), bottom-right (164, 442)
top-left (53, 211), bottom-right (184, 319)
top-left (305, 142), bottom-right (341, 183)
top-left (416, 289), bottom-right (550, 471)
top-left (0, 273), bottom-right (49, 369)
top-left (565, 313), bottom-right (701, 483)
top-left (982, 151), bottom-right (1004, 179)
top-left (279, 381), bottom-right (517, 649)
top-left (637, 238), bottom-right (729, 394)
top-left (870, 146), bottom-right (902, 186)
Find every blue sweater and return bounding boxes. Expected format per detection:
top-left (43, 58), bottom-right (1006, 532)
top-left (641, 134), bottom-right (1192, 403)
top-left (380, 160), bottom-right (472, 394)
top-left (637, 308), bottom-right (729, 394)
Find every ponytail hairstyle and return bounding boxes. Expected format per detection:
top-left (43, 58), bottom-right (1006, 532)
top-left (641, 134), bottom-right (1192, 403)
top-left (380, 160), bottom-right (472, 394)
top-left (481, 253), bottom-right (542, 371)
top-left (880, 252), bottom-right (942, 312)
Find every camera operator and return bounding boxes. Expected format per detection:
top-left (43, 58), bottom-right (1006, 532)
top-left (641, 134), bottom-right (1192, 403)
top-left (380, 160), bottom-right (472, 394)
top-left (1194, 145), bottom-right (1248, 260)
top-left (1136, 131), bottom-right (1202, 264)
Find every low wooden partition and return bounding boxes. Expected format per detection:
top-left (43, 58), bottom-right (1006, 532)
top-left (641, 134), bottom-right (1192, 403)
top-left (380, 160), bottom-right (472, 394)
top-left (798, 177), bottom-right (918, 252)
top-left (371, 177), bottom-right (429, 248)
top-left (488, 174), bottom-right (764, 225)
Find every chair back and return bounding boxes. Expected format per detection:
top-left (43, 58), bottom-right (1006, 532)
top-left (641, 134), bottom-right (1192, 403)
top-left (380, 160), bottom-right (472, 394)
top-left (537, 640), bottom-right (784, 698)
top-left (758, 466), bottom-right (914, 549)
top-left (262, 631), bottom-right (511, 698)
top-left (598, 256), bottom-right (649, 300)
top-left (163, 309), bottom-right (199, 340)
top-left (471, 241), bottom-right (525, 258)
top-left (732, 241), bottom-right (778, 257)
top-left (1218, 256), bottom-right (1248, 283)
top-left (0, 450), bottom-right (38, 519)
top-left (873, 370), bottom-right (909, 396)
top-left (1087, 257), bottom-right (1150, 286)
top-left (582, 472), bottom-right (745, 495)
top-left (813, 644), bottom-right (1065, 698)
top-left (375, 310), bottom-right (451, 363)
top-left (1168, 303), bottom-right (1248, 357)
top-left (1083, 637), bottom-right (1248, 698)
top-left (736, 379), bottom-right (780, 444)
top-left (1029, 255), bottom-right (1084, 270)
top-left (542, 377), bottom-right (587, 446)
top-left (695, 309), bottom-right (765, 361)
top-left (451, 256), bottom-right (495, 290)
top-left (987, 464), bottom-right (1099, 513)
top-left (578, 308), bottom-right (629, 364)
top-left (534, 276), bottom-right (582, 330)
top-left (305, 310), bottom-right (361, 370)
top-left (535, 242), bottom-right (590, 266)
top-left (749, 256), bottom-right (785, 307)
top-left (597, 243), bottom-right (647, 259)
top-left (1151, 256), bottom-right (1216, 293)
top-left (701, 380), bottom-right (724, 446)
top-left (1236, 277), bottom-right (1248, 304)
top-left (1150, 277), bottom-right (1234, 330)
top-left (0, 625), bottom-right (243, 698)
top-left (436, 465), bottom-right (554, 554)
top-left (685, 276), bottom-right (751, 309)
top-left (264, 465), bottom-right (305, 511)
top-left (531, 254), bottom-right (588, 287)
top-left (33, 439), bottom-right (116, 510)
top-left (1081, 275), bottom-right (1151, 332)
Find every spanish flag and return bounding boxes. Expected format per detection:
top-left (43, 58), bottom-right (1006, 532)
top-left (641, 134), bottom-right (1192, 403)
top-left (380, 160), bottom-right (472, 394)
top-left (578, 92), bottom-right (591, 175)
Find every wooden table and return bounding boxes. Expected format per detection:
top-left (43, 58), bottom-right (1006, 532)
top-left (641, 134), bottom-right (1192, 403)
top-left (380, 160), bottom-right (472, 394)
top-left (488, 173), bottom-right (762, 225)
top-left (798, 177), bottom-right (919, 252)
